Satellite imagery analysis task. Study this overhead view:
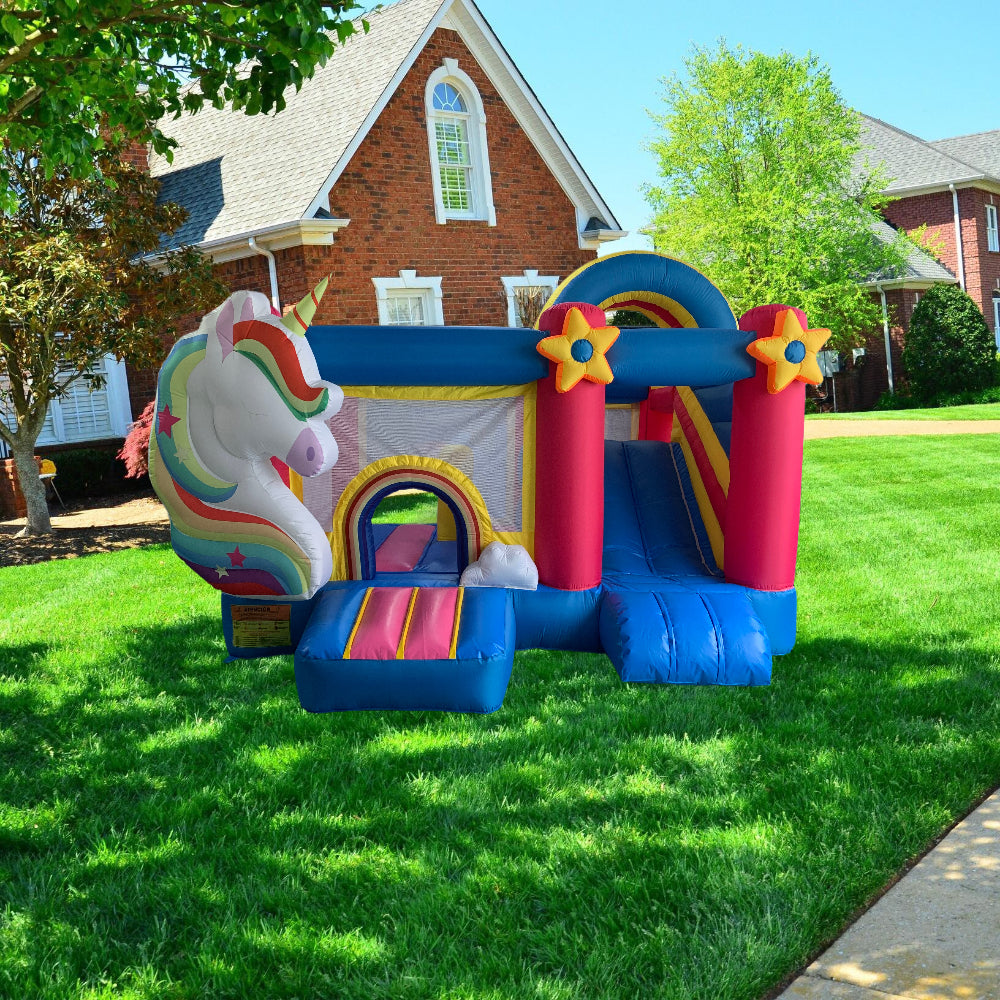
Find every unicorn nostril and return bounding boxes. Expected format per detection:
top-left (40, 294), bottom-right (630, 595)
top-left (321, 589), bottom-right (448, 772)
top-left (286, 427), bottom-right (324, 476)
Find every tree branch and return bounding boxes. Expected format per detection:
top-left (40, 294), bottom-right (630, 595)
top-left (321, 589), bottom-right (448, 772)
top-left (0, 84), bottom-right (43, 123)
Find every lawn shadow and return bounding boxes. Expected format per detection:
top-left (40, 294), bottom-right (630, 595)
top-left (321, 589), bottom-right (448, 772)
top-left (4, 619), bottom-right (1000, 999)
top-left (0, 640), bottom-right (53, 682)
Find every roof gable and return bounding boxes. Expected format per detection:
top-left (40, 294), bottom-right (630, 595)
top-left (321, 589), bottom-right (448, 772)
top-left (868, 217), bottom-right (956, 286)
top-left (151, 0), bottom-right (622, 254)
top-left (152, 0), bottom-right (443, 249)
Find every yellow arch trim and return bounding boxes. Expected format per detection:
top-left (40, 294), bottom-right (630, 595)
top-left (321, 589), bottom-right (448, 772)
top-left (675, 386), bottom-right (730, 494)
top-left (330, 454), bottom-right (494, 580)
top-left (599, 290), bottom-right (697, 330)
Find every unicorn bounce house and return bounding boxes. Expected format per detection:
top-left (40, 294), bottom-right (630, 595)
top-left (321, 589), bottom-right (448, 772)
top-left (150, 252), bottom-right (830, 713)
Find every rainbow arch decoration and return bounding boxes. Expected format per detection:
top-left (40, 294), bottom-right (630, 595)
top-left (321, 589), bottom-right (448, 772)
top-left (541, 250), bottom-right (736, 330)
top-left (331, 455), bottom-right (493, 581)
top-left (155, 251), bottom-right (827, 714)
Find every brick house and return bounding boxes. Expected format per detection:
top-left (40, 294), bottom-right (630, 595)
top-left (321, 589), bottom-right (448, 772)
top-left (137, 0), bottom-right (624, 424)
top-left (0, 0), bottom-right (623, 514)
top-left (827, 115), bottom-right (999, 410)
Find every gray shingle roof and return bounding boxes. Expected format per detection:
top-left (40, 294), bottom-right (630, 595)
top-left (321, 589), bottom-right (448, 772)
top-left (859, 115), bottom-right (987, 193)
top-left (930, 130), bottom-right (1000, 181)
top-left (150, 0), bottom-right (446, 249)
top-left (150, 0), bottom-right (623, 254)
top-left (869, 216), bottom-right (956, 285)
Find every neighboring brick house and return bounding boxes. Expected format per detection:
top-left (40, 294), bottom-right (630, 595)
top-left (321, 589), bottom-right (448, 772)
top-left (827, 115), bottom-right (999, 410)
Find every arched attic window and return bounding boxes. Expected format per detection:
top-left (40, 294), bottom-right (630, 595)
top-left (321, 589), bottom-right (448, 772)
top-left (425, 59), bottom-right (496, 226)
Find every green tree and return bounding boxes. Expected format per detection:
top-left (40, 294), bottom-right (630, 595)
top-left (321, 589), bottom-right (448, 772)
top-left (644, 42), bottom-right (910, 348)
top-left (0, 1), bottom-right (365, 199)
top-left (902, 283), bottom-right (996, 401)
top-left (0, 137), bottom-right (226, 535)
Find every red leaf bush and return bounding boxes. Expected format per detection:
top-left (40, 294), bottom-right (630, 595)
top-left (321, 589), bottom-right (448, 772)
top-left (118, 400), bottom-right (155, 479)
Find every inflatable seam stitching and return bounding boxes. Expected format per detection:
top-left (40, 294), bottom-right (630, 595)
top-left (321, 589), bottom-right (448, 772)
top-left (622, 443), bottom-right (657, 578)
top-left (668, 443), bottom-right (718, 578)
top-left (698, 592), bottom-right (725, 684)
top-left (652, 591), bottom-right (677, 683)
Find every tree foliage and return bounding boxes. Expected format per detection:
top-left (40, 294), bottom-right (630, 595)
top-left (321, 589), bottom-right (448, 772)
top-left (0, 136), bottom-right (226, 534)
top-left (902, 283), bottom-right (996, 401)
top-left (0, 1), bottom-right (365, 199)
top-left (644, 42), bottom-right (912, 348)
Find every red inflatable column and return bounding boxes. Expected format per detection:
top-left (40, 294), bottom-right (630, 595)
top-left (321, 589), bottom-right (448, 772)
top-left (532, 302), bottom-right (610, 591)
top-left (534, 371), bottom-right (605, 590)
top-left (725, 304), bottom-right (807, 592)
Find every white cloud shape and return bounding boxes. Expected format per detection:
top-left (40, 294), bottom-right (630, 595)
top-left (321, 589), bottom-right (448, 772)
top-left (460, 541), bottom-right (538, 591)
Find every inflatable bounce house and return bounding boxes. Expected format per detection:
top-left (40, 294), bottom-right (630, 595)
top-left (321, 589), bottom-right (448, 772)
top-left (150, 251), bottom-right (830, 713)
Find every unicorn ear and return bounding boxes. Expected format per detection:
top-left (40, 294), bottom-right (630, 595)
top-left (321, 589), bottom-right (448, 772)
top-left (240, 295), bottom-right (255, 324)
top-left (217, 298), bottom-right (236, 361)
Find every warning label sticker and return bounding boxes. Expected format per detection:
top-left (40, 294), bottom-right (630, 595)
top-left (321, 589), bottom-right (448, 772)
top-left (231, 604), bottom-right (292, 648)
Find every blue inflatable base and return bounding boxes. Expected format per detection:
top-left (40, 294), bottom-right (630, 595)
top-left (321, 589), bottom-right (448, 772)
top-left (294, 584), bottom-right (516, 714)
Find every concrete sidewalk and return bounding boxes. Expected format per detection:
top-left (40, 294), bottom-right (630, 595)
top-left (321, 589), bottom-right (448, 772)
top-left (804, 419), bottom-right (1000, 439)
top-left (778, 789), bottom-right (1000, 1000)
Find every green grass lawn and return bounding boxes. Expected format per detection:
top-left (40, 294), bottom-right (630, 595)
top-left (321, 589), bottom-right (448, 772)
top-left (807, 401), bottom-right (1000, 420)
top-left (3, 436), bottom-right (1000, 1000)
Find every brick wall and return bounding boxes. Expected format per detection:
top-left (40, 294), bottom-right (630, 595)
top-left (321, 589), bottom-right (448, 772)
top-left (883, 186), bottom-right (1000, 334)
top-left (119, 136), bottom-right (151, 172)
top-left (0, 459), bottom-right (26, 519)
top-left (813, 288), bottom-right (918, 412)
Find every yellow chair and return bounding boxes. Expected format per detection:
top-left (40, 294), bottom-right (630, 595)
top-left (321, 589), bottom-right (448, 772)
top-left (37, 458), bottom-right (65, 508)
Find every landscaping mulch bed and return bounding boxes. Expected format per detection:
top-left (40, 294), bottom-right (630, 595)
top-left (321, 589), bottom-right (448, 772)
top-left (0, 493), bottom-right (170, 567)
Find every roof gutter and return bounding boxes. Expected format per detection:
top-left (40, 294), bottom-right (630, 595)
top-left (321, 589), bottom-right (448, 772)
top-left (876, 283), bottom-right (895, 395)
top-left (949, 183), bottom-right (967, 291)
top-left (143, 218), bottom-right (351, 268)
top-left (581, 227), bottom-right (629, 250)
top-left (249, 236), bottom-right (281, 312)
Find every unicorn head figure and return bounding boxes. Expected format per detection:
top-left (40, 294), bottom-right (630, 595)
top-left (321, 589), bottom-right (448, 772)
top-left (149, 279), bottom-right (343, 600)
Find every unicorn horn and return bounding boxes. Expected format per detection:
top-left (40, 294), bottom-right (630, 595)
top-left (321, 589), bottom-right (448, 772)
top-left (281, 276), bottom-right (330, 336)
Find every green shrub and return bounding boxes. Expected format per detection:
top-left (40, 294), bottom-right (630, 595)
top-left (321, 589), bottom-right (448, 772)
top-left (873, 390), bottom-right (922, 410)
top-left (51, 448), bottom-right (129, 499)
top-left (902, 284), bottom-right (996, 401)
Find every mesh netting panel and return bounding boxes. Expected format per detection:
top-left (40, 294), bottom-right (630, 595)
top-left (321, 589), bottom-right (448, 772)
top-left (605, 406), bottom-right (637, 441)
top-left (302, 394), bottom-right (525, 533)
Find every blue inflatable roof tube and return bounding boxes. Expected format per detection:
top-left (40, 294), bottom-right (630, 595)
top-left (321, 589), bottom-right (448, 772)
top-left (605, 328), bottom-right (755, 401)
top-left (307, 326), bottom-right (548, 386)
top-left (308, 321), bottom-right (753, 396)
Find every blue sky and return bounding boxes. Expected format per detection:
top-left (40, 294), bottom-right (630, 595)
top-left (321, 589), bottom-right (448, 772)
top-left (468, 0), bottom-right (997, 254)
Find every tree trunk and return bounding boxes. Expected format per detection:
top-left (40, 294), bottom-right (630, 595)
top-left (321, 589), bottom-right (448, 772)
top-left (10, 434), bottom-right (52, 536)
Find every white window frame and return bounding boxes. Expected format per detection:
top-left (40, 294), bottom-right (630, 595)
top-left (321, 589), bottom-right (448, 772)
top-left (993, 293), bottom-right (1000, 351)
top-left (987, 203), bottom-right (999, 253)
top-left (372, 270), bottom-right (445, 326)
top-left (425, 59), bottom-right (496, 227)
top-left (501, 269), bottom-right (560, 327)
top-left (1, 354), bottom-right (132, 450)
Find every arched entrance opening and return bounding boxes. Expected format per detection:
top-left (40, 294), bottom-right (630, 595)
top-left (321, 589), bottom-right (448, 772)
top-left (331, 455), bottom-right (493, 581)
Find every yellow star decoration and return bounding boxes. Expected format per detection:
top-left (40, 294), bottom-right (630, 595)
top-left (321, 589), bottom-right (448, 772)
top-left (536, 307), bottom-right (620, 393)
top-left (747, 310), bottom-right (832, 394)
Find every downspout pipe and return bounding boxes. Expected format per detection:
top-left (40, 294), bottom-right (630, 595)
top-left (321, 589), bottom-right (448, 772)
top-left (876, 283), bottom-right (895, 395)
top-left (248, 236), bottom-right (281, 312)
top-left (948, 184), bottom-right (966, 291)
